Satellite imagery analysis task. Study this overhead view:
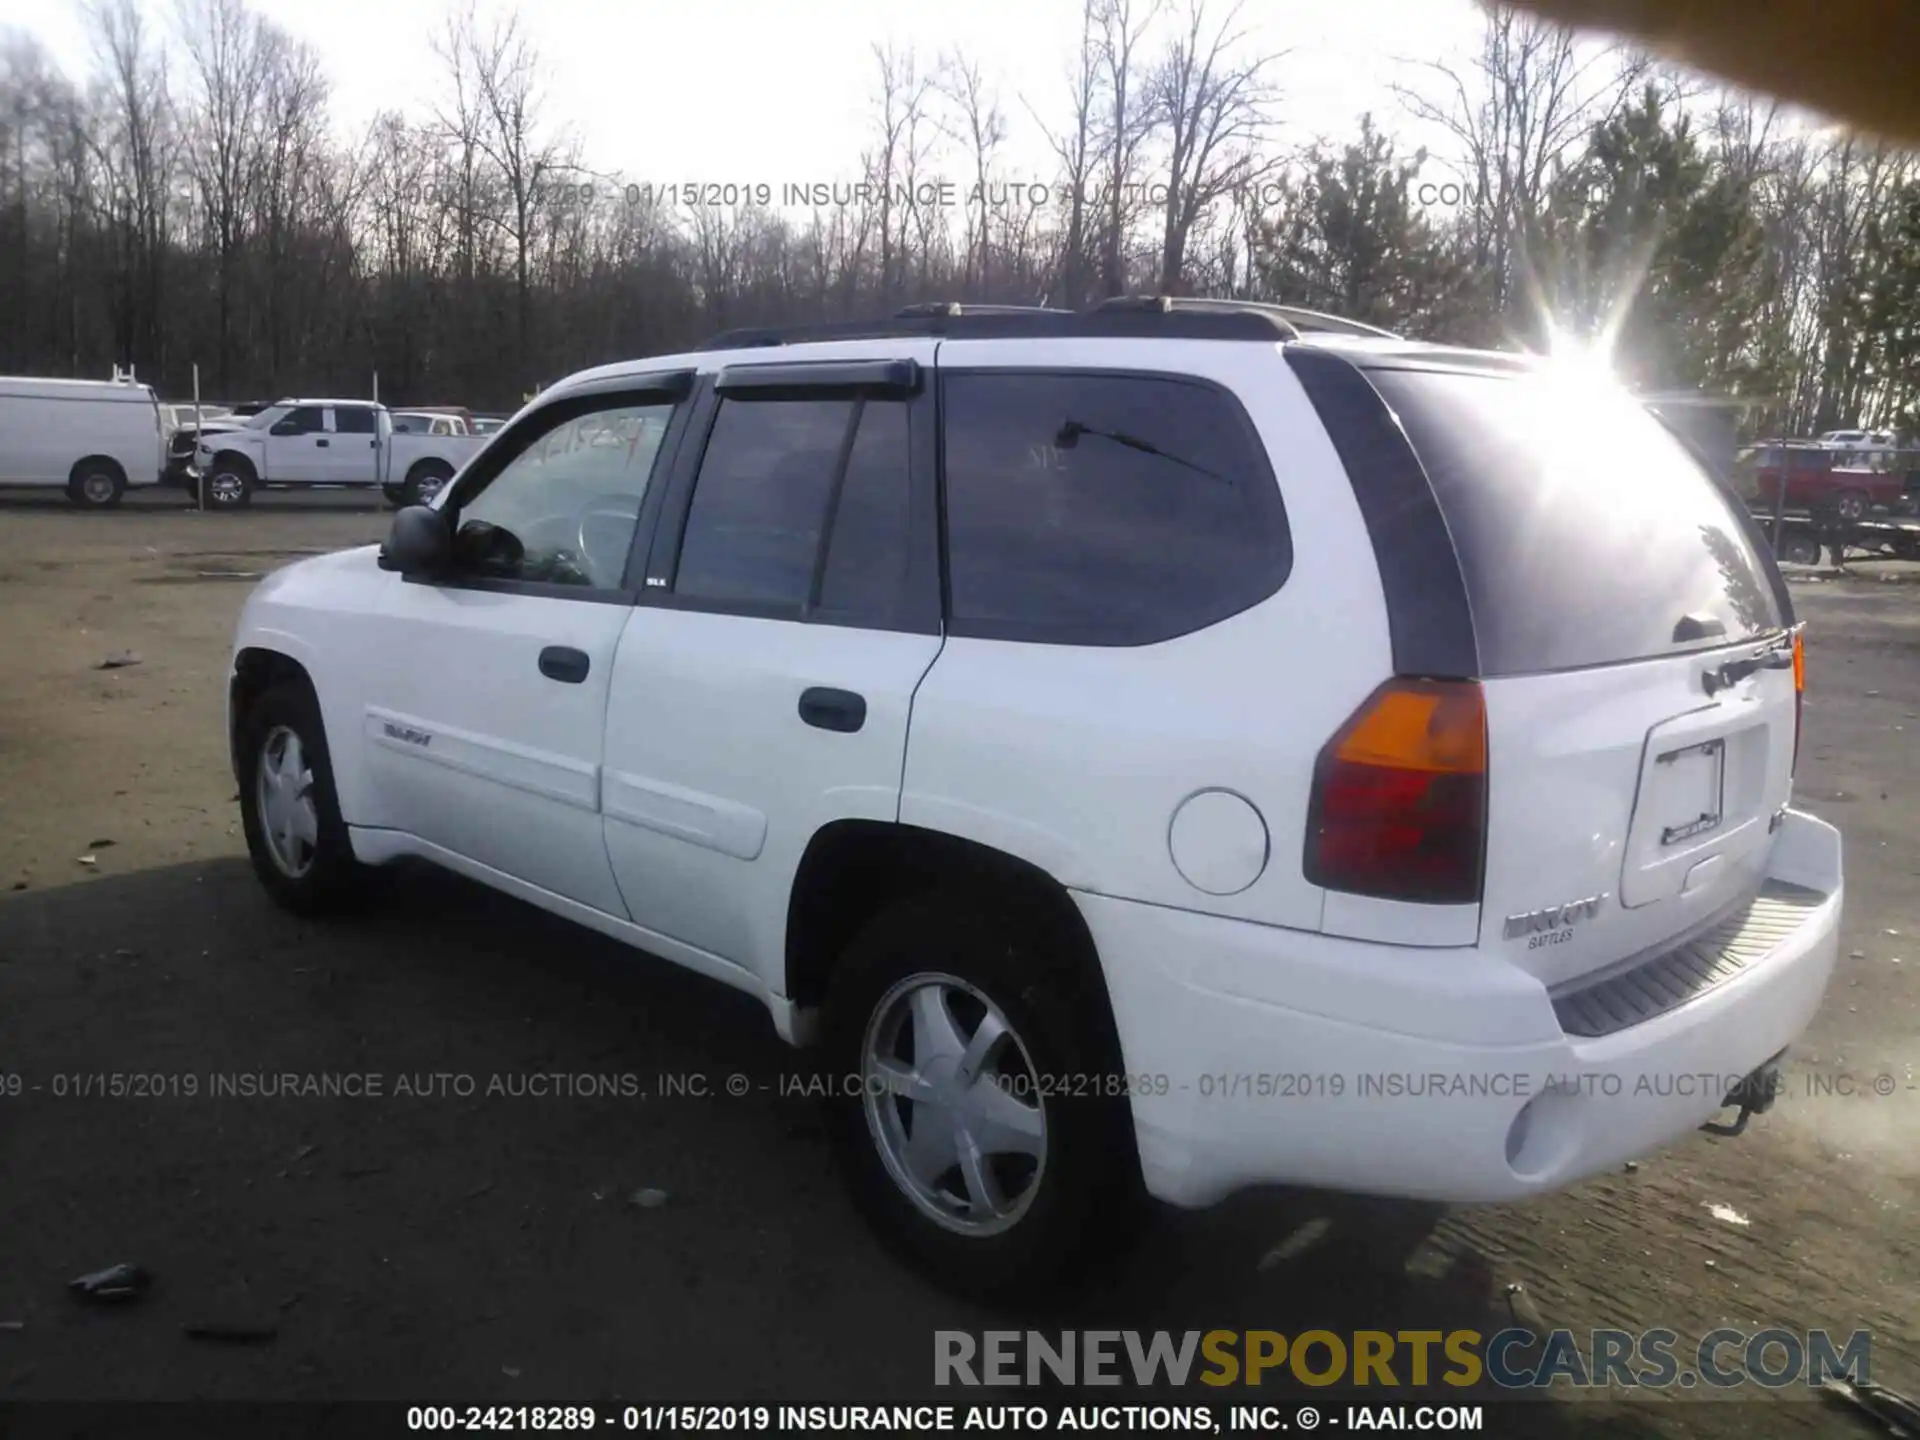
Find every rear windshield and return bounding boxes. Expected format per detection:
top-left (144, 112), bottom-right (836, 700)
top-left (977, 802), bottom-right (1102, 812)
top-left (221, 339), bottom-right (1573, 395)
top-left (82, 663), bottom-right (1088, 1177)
top-left (1366, 367), bottom-right (1787, 676)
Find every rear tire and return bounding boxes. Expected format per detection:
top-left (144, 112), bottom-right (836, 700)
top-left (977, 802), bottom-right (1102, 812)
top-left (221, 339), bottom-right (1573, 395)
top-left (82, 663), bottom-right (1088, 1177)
top-left (821, 890), bottom-right (1141, 1299)
top-left (1779, 533), bottom-right (1822, 566)
top-left (237, 681), bottom-right (380, 916)
top-left (67, 460), bottom-right (126, 509)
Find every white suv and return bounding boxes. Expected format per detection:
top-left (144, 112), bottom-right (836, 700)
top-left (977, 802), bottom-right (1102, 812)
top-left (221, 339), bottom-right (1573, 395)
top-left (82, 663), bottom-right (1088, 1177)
top-left (228, 299), bottom-right (1842, 1296)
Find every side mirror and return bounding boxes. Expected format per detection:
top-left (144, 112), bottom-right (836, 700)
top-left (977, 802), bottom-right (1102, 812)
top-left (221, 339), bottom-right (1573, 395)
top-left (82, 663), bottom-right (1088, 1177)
top-left (378, 505), bottom-right (452, 575)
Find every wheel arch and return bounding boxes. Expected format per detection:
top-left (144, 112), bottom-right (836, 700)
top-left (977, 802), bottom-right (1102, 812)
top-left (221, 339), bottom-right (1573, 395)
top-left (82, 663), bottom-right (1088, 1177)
top-left (229, 647), bottom-right (320, 788)
top-left (784, 820), bottom-right (1126, 1072)
top-left (69, 454), bottom-right (129, 486)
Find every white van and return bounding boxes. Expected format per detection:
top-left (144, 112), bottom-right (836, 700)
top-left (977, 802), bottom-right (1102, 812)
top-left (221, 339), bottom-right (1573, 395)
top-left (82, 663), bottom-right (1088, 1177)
top-left (0, 375), bottom-right (166, 508)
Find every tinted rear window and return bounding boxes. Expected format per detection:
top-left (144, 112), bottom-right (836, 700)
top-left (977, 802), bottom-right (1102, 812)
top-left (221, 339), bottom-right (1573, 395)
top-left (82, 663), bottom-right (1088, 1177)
top-left (1367, 367), bottom-right (1786, 675)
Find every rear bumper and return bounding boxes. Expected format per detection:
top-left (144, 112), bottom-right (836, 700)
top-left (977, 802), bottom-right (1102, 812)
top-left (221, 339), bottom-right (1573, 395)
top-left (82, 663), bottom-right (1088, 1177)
top-left (1079, 810), bottom-right (1842, 1208)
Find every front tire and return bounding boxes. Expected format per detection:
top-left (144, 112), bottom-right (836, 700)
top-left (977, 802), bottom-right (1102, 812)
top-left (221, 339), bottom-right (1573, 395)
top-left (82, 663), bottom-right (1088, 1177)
top-left (822, 891), bottom-right (1141, 1299)
top-left (237, 682), bottom-right (378, 915)
top-left (207, 458), bottom-right (255, 509)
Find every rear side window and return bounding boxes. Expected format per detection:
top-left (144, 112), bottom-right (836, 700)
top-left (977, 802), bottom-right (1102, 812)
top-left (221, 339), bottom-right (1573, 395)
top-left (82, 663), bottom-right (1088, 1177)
top-left (940, 372), bottom-right (1290, 645)
top-left (673, 396), bottom-right (915, 624)
top-left (1366, 368), bottom-right (1787, 676)
top-left (333, 407), bottom-right (377, 434)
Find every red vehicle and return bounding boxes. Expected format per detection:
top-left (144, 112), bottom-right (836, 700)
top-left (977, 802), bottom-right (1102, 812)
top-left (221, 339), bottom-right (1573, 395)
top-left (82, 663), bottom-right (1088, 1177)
top-left (1748, 441), bottom-right (1908, 521)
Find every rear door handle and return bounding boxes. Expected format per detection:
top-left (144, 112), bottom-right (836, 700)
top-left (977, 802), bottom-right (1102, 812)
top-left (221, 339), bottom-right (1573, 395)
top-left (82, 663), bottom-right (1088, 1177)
top-left (538, 646), bottom-right (590, 684)
top-left (798, 687), bottom-right (866, 733)
top-left (315, 438), bottom-right (330, 448)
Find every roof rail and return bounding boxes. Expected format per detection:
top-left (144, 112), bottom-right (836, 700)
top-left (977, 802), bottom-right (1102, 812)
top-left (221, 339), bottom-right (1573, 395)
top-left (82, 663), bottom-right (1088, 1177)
top-left (1095, 295), bottom-right (1400, 339)
top-left (893, 302), bottom-right (1076, 318)
top-left (692, 297), bottom-right (1400, 351)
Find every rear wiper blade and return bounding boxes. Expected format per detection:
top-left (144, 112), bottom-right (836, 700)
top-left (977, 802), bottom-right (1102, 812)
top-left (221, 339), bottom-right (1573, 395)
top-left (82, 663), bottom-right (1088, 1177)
top-left (1702, 647), bottom-right (1793, 695)
top-left (1054, 420), bottom-right (1229, 483)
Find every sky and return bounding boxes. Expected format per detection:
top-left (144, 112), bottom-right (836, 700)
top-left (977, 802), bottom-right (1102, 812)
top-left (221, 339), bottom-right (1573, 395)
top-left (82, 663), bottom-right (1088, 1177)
top-left (14, 0), bottom-right (1495, 196)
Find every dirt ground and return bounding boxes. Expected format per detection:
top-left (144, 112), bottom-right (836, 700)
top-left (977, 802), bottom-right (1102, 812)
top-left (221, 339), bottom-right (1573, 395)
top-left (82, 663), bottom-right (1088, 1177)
top-left (0, 489), bottom-right (1915, 1436)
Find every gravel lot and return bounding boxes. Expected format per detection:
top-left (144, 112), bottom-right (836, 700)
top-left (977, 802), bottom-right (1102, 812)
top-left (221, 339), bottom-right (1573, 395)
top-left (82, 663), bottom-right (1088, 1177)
top-left (1, 490), bottom-right (1915, 1435)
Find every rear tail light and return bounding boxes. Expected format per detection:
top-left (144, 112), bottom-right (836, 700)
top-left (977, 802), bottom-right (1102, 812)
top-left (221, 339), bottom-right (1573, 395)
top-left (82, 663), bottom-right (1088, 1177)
top-left (1305, 679), bottom-right (1488, 905)
top-left (1791, 629), bottom-right (1806, 774)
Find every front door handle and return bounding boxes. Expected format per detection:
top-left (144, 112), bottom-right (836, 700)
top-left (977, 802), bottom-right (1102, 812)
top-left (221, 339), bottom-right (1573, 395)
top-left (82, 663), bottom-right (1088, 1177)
top-left (798, 686), bottom-right (866, 733)
top-left (315, 437), bottom-right (330, 448)
top-left (539, 646), bottom-right (590, 684)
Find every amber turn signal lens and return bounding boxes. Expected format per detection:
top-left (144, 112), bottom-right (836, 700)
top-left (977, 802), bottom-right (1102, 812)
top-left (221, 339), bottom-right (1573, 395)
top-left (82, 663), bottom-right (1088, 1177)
top-left (1306, 679), bottom-right (1488, 905)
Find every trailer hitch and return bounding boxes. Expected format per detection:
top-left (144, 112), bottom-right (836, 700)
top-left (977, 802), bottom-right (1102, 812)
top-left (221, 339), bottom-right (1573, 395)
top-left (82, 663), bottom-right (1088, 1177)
top-left (1700, 1052), bottom-right (1787, 1138)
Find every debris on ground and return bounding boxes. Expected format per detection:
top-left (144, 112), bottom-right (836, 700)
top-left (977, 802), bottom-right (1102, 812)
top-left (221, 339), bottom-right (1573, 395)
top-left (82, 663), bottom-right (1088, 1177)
top-left (68, 1263), bottom-right (151, 1302)
top-left (341, 1164), bottom-right (389, 1180)
top-left (96, 651), bottom-right (142, 670)
top-left (74, 856), bottom-right (96, 867)
top-left (0, 1322), bottom-right (23, 1332)
top-left (1624, 1160), bottom-right (1640, 1173)
top-left (8, 882), bottom-right (24, 891)
top-left (1257, 1216), bottom-right (1333, 1271)
top-left (502, 1366), bottom-right (522, 1379)
top-left (1850, 950), bottom-right (1867, 959)
top-left (1704, 1203), bottom-right (1752, 1227)
top-left (183, 1322), bottom-right (278, 1344)
top-left (290, 1143), bottom-right (319, 1163)
top-left (462, 1182), bottom-right (495, 1202)
top-left (1820, 1377), bottom-right (1920, 1435)
top-left (1503, 1282), bottom-right (1549, 1333)
top-left (627, 1187), bottom-right (669, 1209)
top-left (86, 839), bottom-right (114, 849)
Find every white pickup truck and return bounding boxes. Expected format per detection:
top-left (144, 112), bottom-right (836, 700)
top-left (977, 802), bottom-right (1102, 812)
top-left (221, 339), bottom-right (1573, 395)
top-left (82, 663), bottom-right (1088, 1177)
top-left (194, 399), bottom-right (487, 508)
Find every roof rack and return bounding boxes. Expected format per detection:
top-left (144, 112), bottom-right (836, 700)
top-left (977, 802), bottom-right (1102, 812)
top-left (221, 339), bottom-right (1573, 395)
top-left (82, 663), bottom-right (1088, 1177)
top-left (892, 302), bottom-right (1076, 319)
top-left (1094, 295), bottom-right (1400, 339)
top-left (693, 296), bottom-right (1403, 351)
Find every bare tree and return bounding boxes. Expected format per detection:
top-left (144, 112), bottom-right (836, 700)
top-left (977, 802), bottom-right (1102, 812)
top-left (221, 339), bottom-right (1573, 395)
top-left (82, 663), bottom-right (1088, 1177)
top-left (1094, 0), bottom-right (1162, 297)
top-left (1149, 0), bottom-right (1280, 293)
top-left (84, 0), bottom-right (174, 368)
top-left (252, 29), bottom-right (329, 386)
top-left (454, 6), bottom-right (568, 386)
top-left (1394, 4), bottom-right (1642, 325)
top-left (1029, 0), bottom-right (1103, 306)
top-left (939, 52), bottom-right (1006, 297)
top-left (177, 0), bottom-right (269, 390)
top-left (866, 44), bottom-right (933, 306)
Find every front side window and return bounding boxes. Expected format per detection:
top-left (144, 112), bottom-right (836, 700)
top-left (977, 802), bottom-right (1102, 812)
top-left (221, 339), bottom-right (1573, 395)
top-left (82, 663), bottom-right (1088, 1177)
top-left (450, 399), bottom-right (674, 590)
top-left (940, 372), bottom-right (1291, 645)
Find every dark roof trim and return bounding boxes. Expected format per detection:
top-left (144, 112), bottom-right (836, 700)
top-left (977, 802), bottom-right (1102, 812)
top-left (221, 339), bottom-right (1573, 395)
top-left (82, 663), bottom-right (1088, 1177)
top-left (1284, 347), bottom-right (1480, 679)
